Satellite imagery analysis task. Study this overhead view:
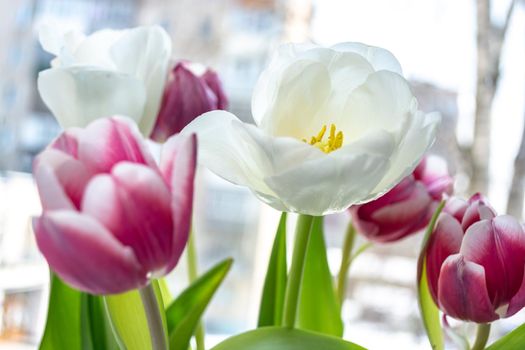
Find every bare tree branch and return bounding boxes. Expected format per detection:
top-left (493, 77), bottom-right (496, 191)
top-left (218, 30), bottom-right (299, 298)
top-left (507, 116), bottom-right (525, 219)
top-left (469, 0), bottom-right (515, 193)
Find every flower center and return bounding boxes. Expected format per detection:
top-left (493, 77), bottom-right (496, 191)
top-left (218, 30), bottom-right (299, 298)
top-left (303, 124), bottom-right (344, 153)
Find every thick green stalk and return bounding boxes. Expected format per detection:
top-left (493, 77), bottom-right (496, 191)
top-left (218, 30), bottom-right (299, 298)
top-left (282, 214), bottom-right (315, 328)
top-left (187, 230), bottom-right (205, 350)
top-left (471, 323), bottom-right (491, 350)
top-left (139, 284), bottom-right (168, 350)
top-left (337, 222), bottom-right (356, 305)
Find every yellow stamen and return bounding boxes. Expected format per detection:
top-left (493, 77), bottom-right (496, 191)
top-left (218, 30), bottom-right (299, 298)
top-left (303, 123), bottom-right (344, 153)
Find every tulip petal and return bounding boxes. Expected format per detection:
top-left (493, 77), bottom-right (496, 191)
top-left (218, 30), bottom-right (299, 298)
top-left (506, 267), bottom-right (525, 317)
top-left (264, 130), bottom-right (395, 215)
top-left (34, 149), bottom-right (94, 209)
top-left (110, 25), bottom-right (171, 136)
top-left (34, 211), bottom-right (145, 294)
top-left (39, 25), bottom-right (85, 58)
top-left (182, 110), bottom-right (278, 198)
top-left (368, 111), bottom-right (440, 200)
top-left (159, 133), bottom-right (197, 269)
top-left (438, 254), bottom-right (498, 322)
top-left (78, 117), bottom-right (157, 173)
top-left (151, 64), bottom-right (217, 142)
top-left (443, 197), bottom-right (468, 223)
top-left (82, 164), bottom-right (175, 276)
top-left (67, 29), bottom-right (123, 68)
top-left (202, 69), bottom-right (229, 109)
top-left (331, 42), bottom-right (403, 74)
top-left (461, 216), bottom-right (525, 308)
top-left (33, 162), bottom-right (76, 211)
top-left (414, 156), bottom-right (453, 200)
top-left (342, 70), bottom-right (415, 141)
top-left (461, 195), bottom-right (496, 230)
top-left (256, 59), bottom-right (332, 139)
top-left (38, 67), bottom-right (146, 129)
top-left (49, 128), bottom-right (81, 158)
top-left (426, 213), bottom-right (464, 303)
top-left (353, 181), bottom-right (432, 243)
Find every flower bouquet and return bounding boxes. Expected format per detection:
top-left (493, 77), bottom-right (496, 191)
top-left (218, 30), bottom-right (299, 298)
top-left (31, 25), bottom-right (525, 350)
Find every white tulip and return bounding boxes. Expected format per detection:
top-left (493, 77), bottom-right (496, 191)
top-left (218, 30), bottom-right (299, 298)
top-left (183, 42), bottom-right (440, 216)
top-left (37, 25), bottom-right (172, 136)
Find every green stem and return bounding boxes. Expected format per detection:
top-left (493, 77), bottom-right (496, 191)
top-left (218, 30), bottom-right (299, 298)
top-left (187, 229), bottom-right (205, 350)
top-left (337, 222), bottom-right (356, 305)
top-left (139, 283), bottom-right (168, 350)
top-left (471, 323), bottom-right (491, 350)
top-left (282, 214), bottom-right (315, 328)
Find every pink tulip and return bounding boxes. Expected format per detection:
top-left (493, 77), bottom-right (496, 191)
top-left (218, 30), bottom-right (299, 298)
top-left (426, 194), bottom-right (525, 323)
top-left (33, 117), bottom-right (197, 294)
top-left (150, 61), bottom-right (228, 142)
top-left (349, 156), bottom-right (453, 243)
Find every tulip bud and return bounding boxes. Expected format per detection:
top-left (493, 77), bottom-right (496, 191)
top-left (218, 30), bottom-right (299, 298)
top-left (150, 61), bottom-right (228, 142)
top-left (349, 156), bottom-right (453, 243)
top-left (426, 194), bottom-right (525, 323)
top-left (33, 117), bottom-right (197, 294)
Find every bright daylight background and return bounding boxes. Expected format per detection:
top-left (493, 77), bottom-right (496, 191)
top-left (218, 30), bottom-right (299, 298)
top-left (0, 0), bottom-right (524, 349)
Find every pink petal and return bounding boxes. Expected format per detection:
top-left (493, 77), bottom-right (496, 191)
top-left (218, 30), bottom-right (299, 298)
top-left (34, 211), bottom-right (146, 294)
top-left (438, 254), bottom-right (498, 322)
top-left (49, 128), bottom-right (82, 158)
top-left (370, 182), bottom-right (431, 228)
top-left (506, 266), bottom-right (525, 317)
top-left (352, 180), bottom-right (432, 243)
top-left (202, 68), bottom-right (229, 110)
top-left (426, 213), bottom-right (464, 303)
top-left (461, 216), bottom-right (525, 308)
top-left (159, 133), bottom-right (196, 269)
top-left (413, 156), bottom-right (453, 200)
top-left (82, 163), bottom-right (176, 275)
top-left (78, 117), bottom-right (157, 174)
top-left (150, 63), bottom-right (218, 142)
top-left (34, 149), bottom-right (94, 209)
top-left (461, 194), bottom-right (496, 230)
top-left (442, 197), bottom-right (468, 223)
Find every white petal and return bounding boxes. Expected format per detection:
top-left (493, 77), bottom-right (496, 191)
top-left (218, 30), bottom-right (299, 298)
top-left (181, 111), bottom-right (276, 197)
top-left (256, 59), bottom-right (332, 139)
top-left (252, 43), bottom-right (320, 126)
top-left (252, 45), bottom-right (374, 130)
top-left (183, 110), bottom-right (396, 215)
top-left (264, 130), bottom-right (395, 215)
top-left (340, 70), bottom-right (415, 141)
top-left (332, 42), bottom-right (402, 74)
top-left (110, 25), bottom-right (172, 136)
top-left (365, 111), bottom-right (440, 202)
top-left (38, 67), bottom-right (146, 128)
top-left (70, 29), bottom-right (124, 68)
top-left (39, 25), bottom-right (85, 57)
top-left (300, 48), bottom-right (374, 117)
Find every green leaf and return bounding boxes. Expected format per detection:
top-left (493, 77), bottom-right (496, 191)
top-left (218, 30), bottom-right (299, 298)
top-left (210, 327), bottom-right (366, 350)
top-left (166, 258), bottom-right (233, 350)
top-left (39, 273), bottom-right (83, 350)
top-left (258, 212), bottom-right (288, 327)
top-left (157, 277), bottom-right (173, 307)
top-left (104, 279), bottom-right (167, 350)
top-left (297, 216), bottom-right (343, 337)
top-left (81, 294), bottom-right (119, 350)
top-left (486, 323), bottom-right (525, 350)
top-left (416, 201), bottom-right (445, 350)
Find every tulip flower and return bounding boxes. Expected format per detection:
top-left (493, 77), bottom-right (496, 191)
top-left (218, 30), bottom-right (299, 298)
top-left (350, 156), bottom-right (453, 243)
top-left (182, 42), bottom-right (440, 215)
top-left (150, 61), bottom-right (228, 142)
top-left (426, 194), bottom-right (525, 323)
top-left (32, 117), bottom-right (196, 294)
top-left (37, 25), bottom-right (172, 136)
